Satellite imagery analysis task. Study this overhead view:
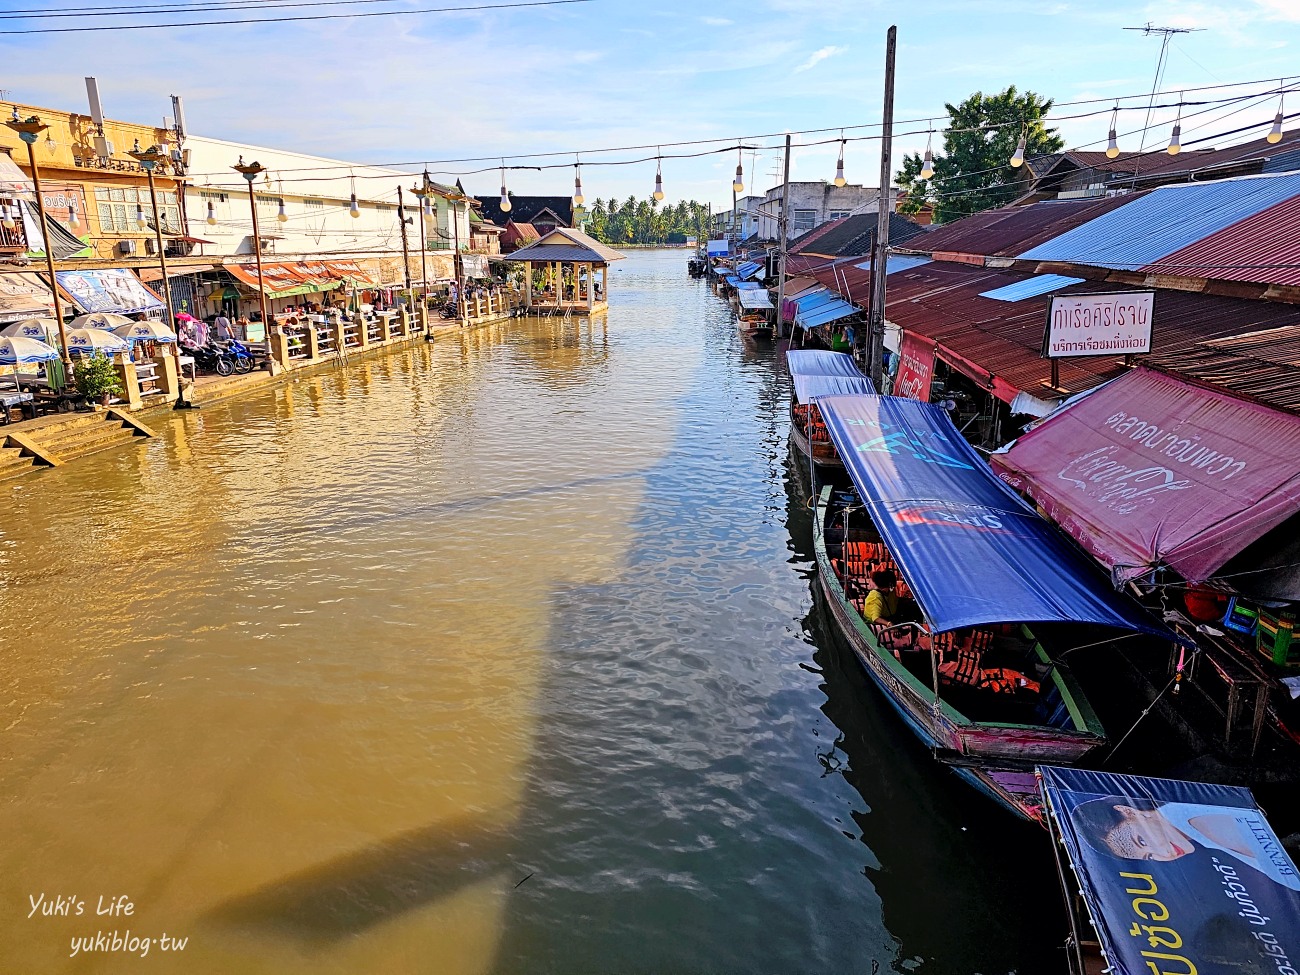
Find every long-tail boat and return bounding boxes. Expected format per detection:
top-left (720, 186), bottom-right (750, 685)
top-left (812, 393), bottom-right (1173, 821)
top-left (786, 350), bottom-right (874, 469)
top-left (1040, 765), bottom-right (1300, 974)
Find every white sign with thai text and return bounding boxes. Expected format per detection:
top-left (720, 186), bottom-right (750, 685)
top-left (1043, 291), bottom-right (1154, 358)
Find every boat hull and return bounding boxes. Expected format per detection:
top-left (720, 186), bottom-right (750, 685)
top-left (789, 407), bottom-right (842, 469)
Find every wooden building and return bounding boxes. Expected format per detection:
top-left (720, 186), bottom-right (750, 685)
top-left (507, 227), bottom-right (624, 314)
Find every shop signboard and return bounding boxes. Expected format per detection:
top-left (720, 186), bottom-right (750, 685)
top-left (1043, 291), bottom-right (1154, 358)
top-left (894, 330), bottom-right (936, 401)
top-left (461, 254), bottom-right (488, 279)
top-left (55, 268), bottom-right (163, 314)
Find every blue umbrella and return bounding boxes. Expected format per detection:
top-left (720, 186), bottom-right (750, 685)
top-left (0, 335), bottom-right (59, 365)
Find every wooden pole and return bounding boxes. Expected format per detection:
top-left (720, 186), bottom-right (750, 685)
top-left (23, 139), bottom-right (71, 373)
top-left (867, 24), bottom-right (897, 390)
top-left (142, 167), bottom-right (187, 406)
top-left (776, 133), bottom-right (791, 339)
top-left (397, 187), bottom-right (412, 297)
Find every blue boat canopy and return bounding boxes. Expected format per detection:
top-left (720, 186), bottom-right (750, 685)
top-left (1041, 766), bottom-right (1300, 975)
top-left (786, 350), bottom-right (875, 403)
top-left (792, 287), bottom-right (862, 329)
top-left (817, 394), bottom-right (1170, 635)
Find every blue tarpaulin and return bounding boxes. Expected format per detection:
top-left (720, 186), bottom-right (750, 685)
top-left (817, 394), bottom-right (1170, 634)
top-left (792, 287), bottom-right (861, 329)
top-left (787, 350), bottom-right (875, 403)
top-left (1041, 765), bottom-right (1300, 975)
top-left (736, 260), bottom-right (764, 280)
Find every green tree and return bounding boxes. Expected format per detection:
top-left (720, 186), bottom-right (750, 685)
top-left (895, 85), bottom-right (1063, 224)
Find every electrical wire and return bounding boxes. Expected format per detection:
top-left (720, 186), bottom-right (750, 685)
top-left (0, 0), bottom-right (429, 20)
top-left (0, 0), bottom-right (592, 33)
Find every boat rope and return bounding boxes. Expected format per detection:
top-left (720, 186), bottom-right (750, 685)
top-left (1102, 673), bottom-right (1179, 766)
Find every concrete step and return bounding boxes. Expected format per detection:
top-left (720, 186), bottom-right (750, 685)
top-left (0, 444), bottom-right (37, 481)
top-left (35, 419), bottom-right (143, 461)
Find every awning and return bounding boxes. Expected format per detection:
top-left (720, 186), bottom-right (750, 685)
top-left (736, 260), bottom-right (764, 280)
top-left (992, 366), bottom-right (1300, 586)
top-left (786, 350), bottom-right (875, 402)
top-left (139, 265), bottom-right (214, 283)
top-left (735, 280), bottom-right (762, 290)
top-left (793, 287), bottom-right (862, 329)
top-left (738, 290), bottom-right (773, 310)
top-left (0, 272), bottom-right (54, 319)
top-left (322, 260), bottom-right (381, 288)
top-left (817, 393), bottom-right (1169, 635)
top-left (225, 261), bottom-right (341, 298)
top-left (55, 268), bottom-right (164, 315)
top-left (1040, 765), bottom-right (1300, 975)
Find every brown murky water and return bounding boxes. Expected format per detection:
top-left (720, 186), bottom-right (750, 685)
top-left (0, 250), bottom-right (1060, 973)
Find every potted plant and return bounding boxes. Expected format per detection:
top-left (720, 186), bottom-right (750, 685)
top-left (72, 352), bottom-right (124, 407)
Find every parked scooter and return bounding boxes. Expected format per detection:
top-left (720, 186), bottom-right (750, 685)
top-left (183, 340), bottom-right (236, 377)
top-left (217, 338), bottom-right (257, 374)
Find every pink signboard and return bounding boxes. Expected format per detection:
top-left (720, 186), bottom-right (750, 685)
top-left (993, 367), bottom-right (1300, 584)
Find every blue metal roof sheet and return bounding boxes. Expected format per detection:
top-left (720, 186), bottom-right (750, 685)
top-left (855, 254), bottom-right (933, 275)
top-left (1017, 172), bottom-right (1300, 269)
top-left (737, 260), bottom-right (764, 279)
top-left (979, 273), bottom-right (1085, 302)
top-left (797, 296), bottom-right (862, 328)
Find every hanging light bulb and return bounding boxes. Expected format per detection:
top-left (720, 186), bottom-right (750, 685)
top-left (1106, 106), bottom-right (1120, 159)
top-left (1, 204), bottom-right (14, 231)
top-left (920, 132), bottom-right (935, 180)
top-left (1167, 99), bottom-right (1183, 155)
top-left (833, 138), bottom-right (846, 187)
top-left (499, 164), bottom-right (512, 213)
top-left (67, 199), bottom-right (79, 230)
top-left (44, 135), bottom-right (56, 154)
top-left (135, 195), bottom-right (147, 229)
top-left (1268, 84), bottom-right (1285, 144)
top-left (733, 148), bottom-right (744, 194)
top-left (206, 200), bottom-right (217, 226)
top-left (349, 192), bottom-right (361, 219)
top-left (1010, 129), bottom-right (1027, 168)
top-left (573, 163), bottom-right (584, 207)
top-left (277, 198), bottom-right (288, 223)
top-left (653, 153), bottom-right (664, 201)
top-left (422, 196), bottom-right (433, 225)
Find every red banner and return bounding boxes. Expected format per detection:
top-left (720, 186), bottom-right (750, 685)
top-left (894, 330), bottom-right (935, 401)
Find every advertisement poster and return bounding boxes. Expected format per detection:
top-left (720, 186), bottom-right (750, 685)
top-left (1042, 766), bottom-right (1300, 975)
top-left (894, 330), bottom-right (936, 401)
top-left (1044, 291), bottom-right (1154, 358)
top-left (56, 269), bottom-right (163, 315)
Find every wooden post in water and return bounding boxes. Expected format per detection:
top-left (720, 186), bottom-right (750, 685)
top-left (866, 25), bottom-right (897, 390)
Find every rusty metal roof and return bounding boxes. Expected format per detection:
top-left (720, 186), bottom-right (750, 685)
top-left (901, 195), bottom-right (1141, 258)
top-left (871, 260), bottom-right (1300, 410)
top-left (1141, 194), bottom-right (1300, 287)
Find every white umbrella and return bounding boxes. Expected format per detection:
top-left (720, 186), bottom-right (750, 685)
top-left (112, 320), bottom-right (177, 344)
top-left (69, 312), bottom-right (134, 330)
top-left (0, 317), bottom-right (59, 341)
top-left (65, 327), bottom-right (130, 354)
top-left (0, 335), bottom-right (59, 365)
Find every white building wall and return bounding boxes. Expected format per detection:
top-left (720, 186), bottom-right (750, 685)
top-left (754, 183), bottom-right (900, 240)
top-left (181, 135), bottom-right (471, 262)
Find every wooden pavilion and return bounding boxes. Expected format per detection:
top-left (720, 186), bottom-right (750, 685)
top-left (506, 227), bottom-right (625, 314)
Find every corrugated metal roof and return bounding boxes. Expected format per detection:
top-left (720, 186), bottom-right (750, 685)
top-left (881, 260), bottom-right (1300, 409)
top-left (979, 274), bottom-right (1085, 302)
top-left (855, 254), bottom-right (932, 275)
top-left (906, 195), bottom-right (1140, 258)
top-left (738, 289), bottom-right (774, 309)
top-left (1141, 194), bottom-right (1300, 287)
top-left (1018, 171), bottom-right (1300, 268)
top-left (737, 260), bottom-right (764, 279)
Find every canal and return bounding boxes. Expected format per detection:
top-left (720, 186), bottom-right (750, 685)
top-left (1, 248), bottom-right (1060, 973)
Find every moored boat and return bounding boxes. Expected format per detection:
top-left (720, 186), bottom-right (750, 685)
top-left (786, 350), bottom-right (874, 469)
top-left (812, 393), bottom-right (1173, 821)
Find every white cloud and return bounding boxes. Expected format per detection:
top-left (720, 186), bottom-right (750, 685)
top-left (793, 45), bottom-right (847, 73)
top-left (701, 16), bottom-right (733, 25)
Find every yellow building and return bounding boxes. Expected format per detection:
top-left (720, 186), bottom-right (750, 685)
top-left (0, 101), bottom-right (183, 262)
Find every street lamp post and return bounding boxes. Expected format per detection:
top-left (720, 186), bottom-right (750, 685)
top-left (128, 141), bottom-right (191, 409)
top-left (233, 157), bottom-right (274, 369)
top-left (409, 176), bottom-right (432, 331)
top-left (5, 107), bottom-right (71, 379)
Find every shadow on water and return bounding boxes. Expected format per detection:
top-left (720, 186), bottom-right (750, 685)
top-left (204, 814), bottom-right (517, 946)
top-left (491, 259), bottom-right (1063, 974)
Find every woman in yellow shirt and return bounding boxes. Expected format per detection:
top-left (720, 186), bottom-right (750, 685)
top-left (863, 569), bottom-right (900, 623)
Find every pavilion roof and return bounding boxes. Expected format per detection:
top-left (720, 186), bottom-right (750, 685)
top-left (504, 227), bottom-right (626, 264)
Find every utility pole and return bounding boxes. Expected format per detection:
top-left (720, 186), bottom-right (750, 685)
top-left (775, 133), bottom-right (791, 340)
top-left (1122, 23), bottom-right (1200, 188)
top-left (866, 24), bottom-right (897, 390)
top-left (397, 186), bottom-right (412, 300)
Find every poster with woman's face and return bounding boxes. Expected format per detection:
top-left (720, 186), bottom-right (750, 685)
top-left (1041, 766), bottom-right (1300, 975)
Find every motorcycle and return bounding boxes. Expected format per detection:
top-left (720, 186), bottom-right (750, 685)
top-left (183, 340), bottom-right (236, 377)
top-left (218, 338), bottom-right (257, 374)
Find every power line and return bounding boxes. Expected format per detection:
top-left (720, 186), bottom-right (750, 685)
top-left (0, 0), bottom-right (593, 33)
top-left (0, 0), bottom-right (422, 21)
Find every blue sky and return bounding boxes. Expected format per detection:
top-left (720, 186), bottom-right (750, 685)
top-left (4, 0), bottom-right (1300, 207)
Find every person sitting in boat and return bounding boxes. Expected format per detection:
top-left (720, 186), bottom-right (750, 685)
top-left (1073, 796), bottom-right (1300, 890)
top-left (863, 570), bottom-right (899, 624)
